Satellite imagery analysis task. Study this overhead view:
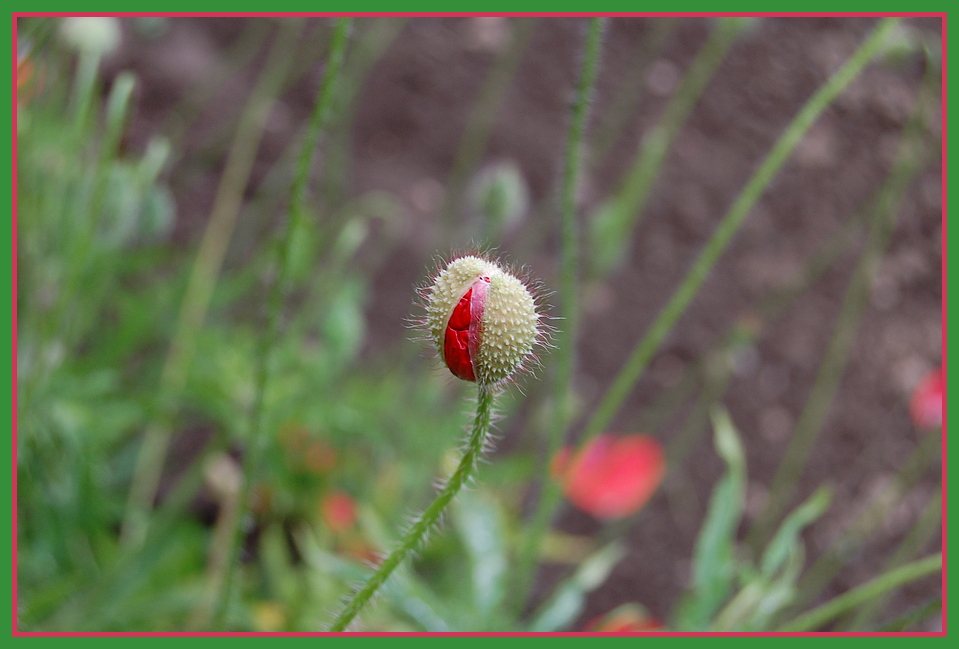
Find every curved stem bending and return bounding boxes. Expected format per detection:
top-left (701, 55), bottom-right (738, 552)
top-left (328, 384), bottom-right (497, 631)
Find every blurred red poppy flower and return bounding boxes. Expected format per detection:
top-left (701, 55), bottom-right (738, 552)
top-left (553, 433), bottom-right (665, 520)
top-left (910, 367), bottom-right (943, 430)
top-left (584, 603), bottom-right (663, 632)
top-left (321, 491), bottom-right (357, 533)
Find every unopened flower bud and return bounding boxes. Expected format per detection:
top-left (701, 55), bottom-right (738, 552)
top-left (424, 255), bottom-right (541, 385)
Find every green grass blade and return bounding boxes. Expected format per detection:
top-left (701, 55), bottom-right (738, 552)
top-left (745, 41), bottom-right (937, 551)
top-left (588, 17), bottom-right (750, 279)
top-left (672, 408), bottom-right (746, 631)
top-left (512, 17), bottom-right (607, 611)
top-left (580, 18), bottom-right (902, 447)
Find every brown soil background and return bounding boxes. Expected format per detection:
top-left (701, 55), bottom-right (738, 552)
top-left (103, 16), bottom-right (942, 630)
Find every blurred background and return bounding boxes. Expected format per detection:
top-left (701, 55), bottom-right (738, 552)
top-left (16, 16), bottom-right (942, 631)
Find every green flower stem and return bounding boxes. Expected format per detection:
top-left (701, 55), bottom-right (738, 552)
top-left (588, 18), bottom-right (678, 167)
top-left (511, 17), bottom-right (606, 608)
top-left (328, 384), bottom-right (498, 632)
top-left (439, 17), bottom-right (537, 236)
top-left (159, 20), bottom-right (273, 144)
top-left (101, 72), bottom-right (136, 164)
top-left (579, 17), bottom-right (901, 448)
top-left (208, 17), bottom-right (352, 629)
top-left (635, 187), bottom-right (873, 443)
top-left (120, 19), bottom-right (304, 552)
top-left (775, 553), bottom-right (941, 632)
top-left (589, 17), bottom-right (747, 279)
top-left (745, 43), bottom-right (934, 551)
top-left (71, 50), bottom-right (101, 135)
top-left (289, 19), bottom-right (352, 222)
top-left (510, 20), bottom-right (899, 611)
top-left (323, 17), bottom-right (409, 213)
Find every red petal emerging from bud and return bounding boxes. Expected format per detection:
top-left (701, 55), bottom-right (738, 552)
top-left (442, 277), bottom-right (490, 382)
top-left (555, 434), bottom-right (665, 520)
top-left (910, 367), bottom-right (943, 430)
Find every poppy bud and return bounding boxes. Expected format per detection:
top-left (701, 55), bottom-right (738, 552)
top-left (424, 255), bottom-right (541, 386)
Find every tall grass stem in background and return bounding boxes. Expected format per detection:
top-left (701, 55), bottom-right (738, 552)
top-left (208, 17), bottom-right (353, 629)
top-left (323, 18), bottom-right (408, 212)
top-left (512, 17), bottom-right (606, 607)
top-left (588, 17), bottom-right (748, 279)
top-left (439, 17), bottom-right (537, 238)
top-left (508, 17), bottom-right (901, 618)
top-left (578, 18), bottom-right (901, 448)
top-left (587, 17), bottom-right (678, 167)
top-left (120, 19), bottom-right (305, 552)
top-left (328, 384), bottom-right (497, 631)
top-left (745, 48), bottom-right (935, 551)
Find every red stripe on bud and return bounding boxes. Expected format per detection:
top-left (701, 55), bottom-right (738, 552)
top-left (443, 277), bottom-right (490, 382)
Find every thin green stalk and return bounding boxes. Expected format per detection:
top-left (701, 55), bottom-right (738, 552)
top-left (160, 19), bottom-right (273, 144)
top-left (775, 553), bottom-right (941, 632)
top-left (120, 19), bottom-right (304, 552)
top-left (71, 50), bottom-right (100, 135)
top-left (656, 170), bottom-right (918, 522)
top-left (510, 21), bottom-right (900, 608)
top-left (171, 21), bottom-right (333, 194)
top-left (588, 17), bottom-right (748, 279)
top-left (100, 71), bottom-right (136, 164)
top-left (289, 19), bottom-right (352, 224)
top-left (843, 486), bottom-right (943, 630)
top-left (556, 15), bottom-right (606, 454)
top-left (323, 17), bottom-right (408, 213)
top-left (328, 384), bottom-right (498, 632)
top-left (632, 190), bottom-right (873, 439)
top-left (580, 18), bottom-right (901, 448)
top-left (745, 45), bottom-right (933, 551)
top-left (588, 17), bottom-right (679, 167)
top-left (439, 17), bottom-right (537, 234)
top-left (512, 16), bottom-right (606, 608)
top-left (209, 17), bottom-right (352, 629)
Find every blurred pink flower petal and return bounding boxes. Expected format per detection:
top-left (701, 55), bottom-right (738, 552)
top-left (555, 434), bottom-right (665, 520)
top-left (910, 367), bottom-right (943, 430)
